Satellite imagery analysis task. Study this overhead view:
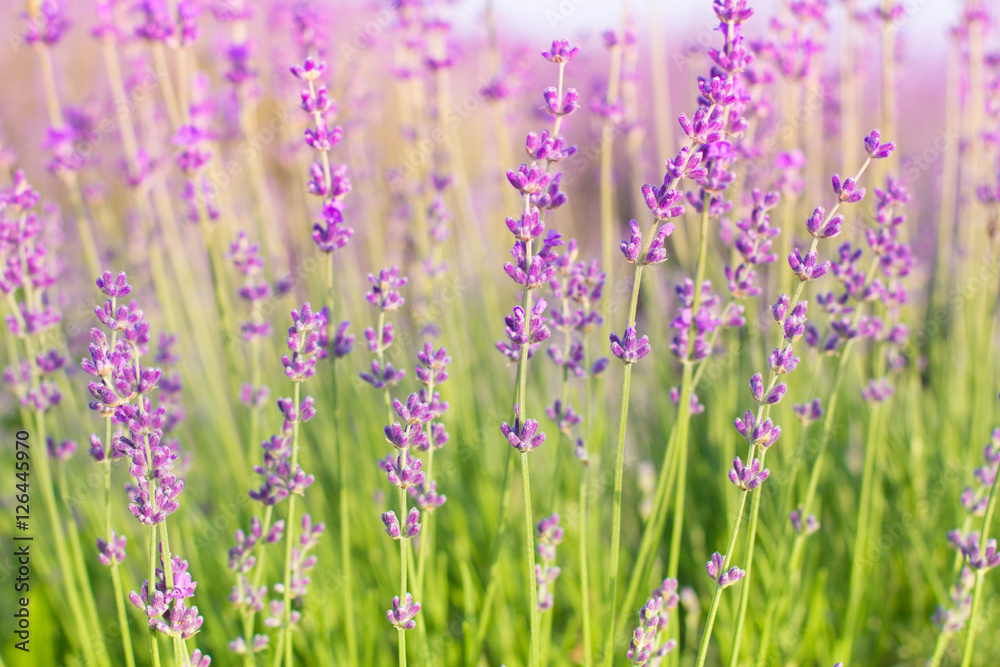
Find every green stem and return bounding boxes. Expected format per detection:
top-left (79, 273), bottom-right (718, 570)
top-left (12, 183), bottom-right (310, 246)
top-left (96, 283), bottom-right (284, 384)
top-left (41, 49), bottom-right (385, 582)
top-left (281, 382), bottom-right (303, 667)
top-left (399, 470), bottom-right (409, 667)
top-left (580, 462), bottom-right (593, 667)
top-left (335, 360), bottom-right (358, 666)
top-left (602, 214), bottom-right (659, 666)
top-left (838, 403), bottom-right (884, 658)
top-left (111, 562), bottom-right (137, 667)
top-left (241, 504), bottom-right (274, 667)
top-left (694, 485), bottom-right (752, 667)
top-left (148, 523), bottom-right (162, 667)
top-left (959, 438), bottom-right (1000, 667)
top-left (521, 451), bottom-right (540, 667)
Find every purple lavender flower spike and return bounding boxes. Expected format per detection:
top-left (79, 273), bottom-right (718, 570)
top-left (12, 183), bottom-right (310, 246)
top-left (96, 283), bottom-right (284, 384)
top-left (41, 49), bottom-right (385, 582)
top-left (610, 327), bottom-right (651, 364)
top-left (706, 551), bottom-right (745, 589)
top-left (366, 267), bottom-right (408, 311)
top-left (386, 593), bottom-right (421, 630)
top-left (642, 176), bottom-right (686, 222)
top-left (729, 456), bottom-right (770, 490)
top-left (626, 597), bottom-right (662, 665)
top-left (409, 481), bottom-right (447, 512)
top-left (505, 299), bottom-right (551, 346)
top-left (768, 346), bottom-right (799, 375)
top-left (863, 129), bottom-right (895, 159)
top-left (501, 405), bottom-right (546, 453)
top-left (788, 249), bottom-right (831, 281)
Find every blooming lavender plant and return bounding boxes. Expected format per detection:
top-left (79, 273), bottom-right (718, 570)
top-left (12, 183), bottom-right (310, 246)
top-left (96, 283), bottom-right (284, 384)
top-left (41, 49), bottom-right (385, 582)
top-left (228, 230), bottom-right (273, 463)
top-left (707, 130), bottom-right (897, 667)
top-left (226, 303), bottom-right (324, 667)
top-left (625, 579), bottom-right (680, 666)
top-left (379, 387), bottom-right (428, 665)
top-left (929, 426), bottom-right (1000, 666)
top-left (2, 170), bottom-right (115, 666)
top-left (490, 37), bottom-right (582, 667)
top-left (82, 268), bottom-right (210, 665)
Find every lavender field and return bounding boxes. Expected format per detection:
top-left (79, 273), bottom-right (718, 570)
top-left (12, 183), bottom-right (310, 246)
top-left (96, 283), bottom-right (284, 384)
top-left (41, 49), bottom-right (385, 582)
top-left (1, 0), bottom-right (999, 665)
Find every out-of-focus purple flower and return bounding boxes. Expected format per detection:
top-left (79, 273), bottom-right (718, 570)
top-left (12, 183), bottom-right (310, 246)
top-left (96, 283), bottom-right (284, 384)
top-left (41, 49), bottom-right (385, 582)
top-left (790, 505), bottom-right (820, 535)
top-left (793, 398), bottom-right (823, 424)
top-left (23, 0), bottom-right (70, 46)
top-left (97, 530), bottom-right (127, 566)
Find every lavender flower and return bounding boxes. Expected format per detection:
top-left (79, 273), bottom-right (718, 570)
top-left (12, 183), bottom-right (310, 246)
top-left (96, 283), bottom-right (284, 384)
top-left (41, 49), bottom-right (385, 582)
top-left (535, 514), bottom-right (564, 610)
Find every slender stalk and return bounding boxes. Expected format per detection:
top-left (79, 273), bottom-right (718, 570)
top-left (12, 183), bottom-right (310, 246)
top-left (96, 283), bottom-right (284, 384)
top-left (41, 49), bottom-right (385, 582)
top-left (696, 205), bottom-right (854, 665)
top-left (515, 225), bottom-right (540, 666)
top-left (959, 443), bottom-right (1000, 667)
top-left (599, 20), bottom-right (626, 334)
top-left (472, 447), bottom-right (516, 657)
top-left (151, 42), bottom-right (181, 129)
top-left (838, 403), bottom-right (885, 658)
top-left (110, 561), bottom-right (136, 667)
top-left (580, 461), bottom-right (593, 667)
top-left (281, 381), bottom-right (303, 667)
top-left (102, 302), bottom-right (136, 667)
top-left (147, 523), bottom-right (162, 667)
top-left (602, 214), bottom-right (659, 666)
top-left (399, 455), bottom-right (409, 667)
top-left (8, 284), bottom-right (100, 666)
top-left (928, 631), bottom-right (951, 667)
top-left (240, 504), bottom-right (274, 667)
top-left (751, 260), bottom-right (881, 665)
top-left (693, 482), bottom-right (753, 667)
top-left (520, 450), bottom-right (540, 667)
top-left (335, 358), bottom-right (358, 666)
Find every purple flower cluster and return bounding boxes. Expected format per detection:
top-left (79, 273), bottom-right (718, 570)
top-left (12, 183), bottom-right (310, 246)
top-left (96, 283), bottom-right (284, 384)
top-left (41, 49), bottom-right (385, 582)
top-left (248, 304), bottom-right (324, 504)
top-left (944, 429), bottom-right (1000, 582)
top-left (535, 514), bottom-right (563, 610)
top-left (626, 578), bottom-right (680, 665)
top-left (407, 342), bottom-right (452, 512)
top-left (706, 551), bottom-right (746, 589)
top-left (669, 279), bottom-right (743, 363)
top-left (81, 271), bottom-right (184, 526)
top-left (290, 56), bottom-right (355, 256)
top-left (22, 1), bottom-right (70, 46)
top-left (376, 344), bottom-right (453, 635)
top-left (228, 231), bottom-right (273, 342)
top-left (546, 239), bottom-right (607, 405)
top-left (495, 40), bottom-right (579, 368)
top-left (361, 267), bottom-right (408, 390)
top-left (1, 172), bottom-right (66, 413)
top-left (725, 189), bottom-right (781, 299)
top-left (807, 173), bottom-right (912, 400)
top-left (129, 555), bottom-right (204, 641)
